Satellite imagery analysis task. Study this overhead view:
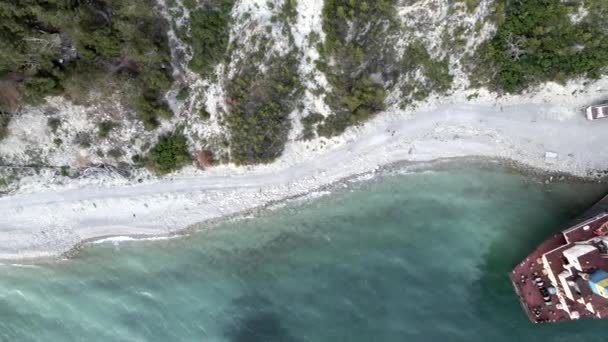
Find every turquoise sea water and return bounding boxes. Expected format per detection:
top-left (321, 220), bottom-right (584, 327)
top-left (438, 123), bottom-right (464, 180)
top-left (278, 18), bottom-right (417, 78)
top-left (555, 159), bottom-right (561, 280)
top-left (1, 162), bottom-right (608, 341)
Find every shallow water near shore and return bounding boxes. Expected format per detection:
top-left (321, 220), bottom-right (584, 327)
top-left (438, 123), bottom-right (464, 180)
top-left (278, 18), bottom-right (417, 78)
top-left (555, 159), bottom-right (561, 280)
top-left (1, 162), bottom-right (608, 341)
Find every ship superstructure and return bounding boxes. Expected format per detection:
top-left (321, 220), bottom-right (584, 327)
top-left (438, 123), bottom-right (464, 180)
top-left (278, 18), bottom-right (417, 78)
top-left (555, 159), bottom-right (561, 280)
top-left (511, 210), bottom-right (608, 323)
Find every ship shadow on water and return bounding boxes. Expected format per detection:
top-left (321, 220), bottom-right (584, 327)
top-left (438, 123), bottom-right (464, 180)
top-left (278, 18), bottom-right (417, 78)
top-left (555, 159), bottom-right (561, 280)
top-left (223, 293), bottom-right (297, 342)
top-left (469, 186), bottom-right (608, 340)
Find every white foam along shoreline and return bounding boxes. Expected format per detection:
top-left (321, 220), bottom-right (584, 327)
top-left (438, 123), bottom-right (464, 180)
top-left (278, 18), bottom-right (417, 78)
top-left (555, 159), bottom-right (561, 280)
top-left (2, 81), bottom-right (608, 261)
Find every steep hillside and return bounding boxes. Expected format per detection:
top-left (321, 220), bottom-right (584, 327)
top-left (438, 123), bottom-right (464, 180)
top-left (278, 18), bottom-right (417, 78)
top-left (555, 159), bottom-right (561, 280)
top-left (1, 0), bottom-right (607, 193)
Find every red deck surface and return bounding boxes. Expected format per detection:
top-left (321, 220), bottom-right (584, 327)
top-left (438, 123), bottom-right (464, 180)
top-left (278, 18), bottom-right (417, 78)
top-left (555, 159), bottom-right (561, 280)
top-left (510, 234), bottom-right (567, 322)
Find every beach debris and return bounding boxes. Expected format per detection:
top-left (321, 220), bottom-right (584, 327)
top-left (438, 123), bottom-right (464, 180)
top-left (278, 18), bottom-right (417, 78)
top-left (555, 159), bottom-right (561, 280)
top-left (545, 151), bottom-right (559, 161)
top-left (196, 150), bottom-right (214, 169)
top-left (80, 163), bottom-right (129, 179)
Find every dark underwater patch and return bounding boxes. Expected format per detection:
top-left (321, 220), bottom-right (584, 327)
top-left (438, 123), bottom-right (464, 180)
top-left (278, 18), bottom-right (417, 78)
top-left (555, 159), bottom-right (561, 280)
top-left (225, 294), bottom-right (295, 342)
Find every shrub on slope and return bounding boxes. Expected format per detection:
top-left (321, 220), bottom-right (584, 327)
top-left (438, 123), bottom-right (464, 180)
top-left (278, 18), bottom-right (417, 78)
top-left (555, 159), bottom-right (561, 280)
top-left (315, 0), bottom-right (400, 137)
top-left (146, 131), bottom-right (192, 175)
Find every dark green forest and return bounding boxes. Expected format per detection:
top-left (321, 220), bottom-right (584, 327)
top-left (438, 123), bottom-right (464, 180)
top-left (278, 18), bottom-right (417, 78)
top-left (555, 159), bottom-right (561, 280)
top-left (0, 0), bottom-right (173, 129)
top-left (315, 0), bottom-right (398, 138)
top-left (3, 0), bottom-right (608, 174)
top-left (475, 0), bottom-right (608, 92)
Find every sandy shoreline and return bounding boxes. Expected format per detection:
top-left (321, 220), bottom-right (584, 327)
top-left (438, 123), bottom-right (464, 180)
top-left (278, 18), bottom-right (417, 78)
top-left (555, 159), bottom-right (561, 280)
top-left (2, 82), bottom-right (608, 261)
top-left (35, 155), bottom-right (608, 266)
top-left (24, 156), bottom-right (608, 263)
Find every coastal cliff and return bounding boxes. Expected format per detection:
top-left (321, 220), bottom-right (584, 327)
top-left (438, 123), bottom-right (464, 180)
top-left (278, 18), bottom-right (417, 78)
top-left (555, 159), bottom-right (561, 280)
top-left (1, 0), bottom-right (608, 259)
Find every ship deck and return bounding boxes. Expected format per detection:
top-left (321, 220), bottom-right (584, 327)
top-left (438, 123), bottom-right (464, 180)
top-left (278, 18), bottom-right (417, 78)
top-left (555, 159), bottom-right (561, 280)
top-left (511, 195), bottom-right (608, 323)
top-left (510, 233), bottom-right (568, 323)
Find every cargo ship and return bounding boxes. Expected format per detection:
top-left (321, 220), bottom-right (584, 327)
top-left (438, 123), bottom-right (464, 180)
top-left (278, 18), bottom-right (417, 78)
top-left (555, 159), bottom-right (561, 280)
top-left (511, 196), bottom-right (608, 323)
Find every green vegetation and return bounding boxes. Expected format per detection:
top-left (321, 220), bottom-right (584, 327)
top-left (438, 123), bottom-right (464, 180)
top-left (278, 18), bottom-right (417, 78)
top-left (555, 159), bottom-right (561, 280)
top-left (316, 0), bottom-right (399, 137)
top-left (97, 120), bottom-right (118, 138)
top-left (59, 165), bottom-right (69, 177)
top-left (134, 90), bottom-right (173, 130)
top-left (463, 0), bottom-right (480, 13)
top-left (466, 92), bottom-right (480, 101)
top-left (198, 108), bottom-right (211, 120)
top-left (474, 0), bottom-right (608, 93)
top-left (146, 131), bottom-right (192, 175)
top-left (281, 0), bottom-right (297, 23)
top-left (401, 41), bottom-right (453, 106)
top-left (186, 0), bottom-right (235, 75)
top-left (47, 118), bottom-right (61, 134)
top-left (300, 112), bottom-right (324, 140)
top-left (107, 147), bottom-right (123, 159)
top-left (0, 116), bottom-right (10, 141)
top-left (0, 82), bottom-right (19, 140)
top-left (0, 82), bottom-right (19, 111)
top-left (317, 77), bottom-right (386, 137)
top-left (0, 173), bottom-right (17, 192)
top-left (176, 86), bottom-right (190, 101)
top-left (74, 132), bottom-right (92, 148)
top-left (225, 53), bottom-right (301, 165)
top-left (0, 0), bottom-right (174, 127)
top-left (272, 0), bottom-right (297, 25)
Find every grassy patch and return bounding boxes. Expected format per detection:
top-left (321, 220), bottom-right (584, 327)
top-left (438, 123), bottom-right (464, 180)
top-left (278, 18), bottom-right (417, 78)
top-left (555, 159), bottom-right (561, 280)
top-left (74, 132), bottom-right (92, 148)
top-left (0, 82), bottom-right (19, 141)
top-left (198, 108), bottom-right (211, 120)
top-left (47, 118), bottom-right (61, 134)
top-left (280, 0), bottom-right (298, 23)
top-left (107, 147), bottom-right (124, 159)
top-left (473, 0), bottom-right (608, 93)
top-left (176, 86), bottom-right (190, 101)
top-left (0, 82), bottom-right (19, 113)
top-left (463, 0), bottom-right (480, 13)
top-left (0, 173), bottom-right (17, 192)
top-left (59, 165), bottom-right (69, 177)
top-left (146, 131), bottom-right (192, 175)
top-left (98, 120), bottom-right (118, 138)
top-left (0, 116), bottom-right (10, 141)
top-left (272, 0), bottom-right (297, 25)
